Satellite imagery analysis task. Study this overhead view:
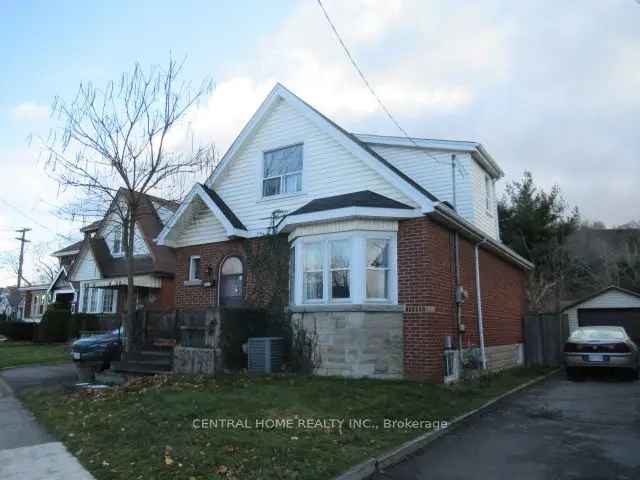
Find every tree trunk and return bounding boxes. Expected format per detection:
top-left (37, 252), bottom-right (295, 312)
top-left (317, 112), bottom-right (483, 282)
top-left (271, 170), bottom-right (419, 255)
top-left (124, 209), bottom-right (136, 353)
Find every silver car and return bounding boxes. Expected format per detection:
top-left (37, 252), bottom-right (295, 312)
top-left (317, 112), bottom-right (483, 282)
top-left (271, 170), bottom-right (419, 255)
top-left (564, 326), bottom-right (638, 379)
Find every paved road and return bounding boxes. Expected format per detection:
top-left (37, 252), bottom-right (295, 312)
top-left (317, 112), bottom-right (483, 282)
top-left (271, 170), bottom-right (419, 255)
top-left (0, 363), bottom-right (94, 480)
top-left (373, 371), bottom-right (640, 480)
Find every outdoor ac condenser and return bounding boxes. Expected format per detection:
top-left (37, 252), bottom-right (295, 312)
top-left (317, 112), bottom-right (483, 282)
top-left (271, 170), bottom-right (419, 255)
top-left (247, 337), bottom-right (284, 374)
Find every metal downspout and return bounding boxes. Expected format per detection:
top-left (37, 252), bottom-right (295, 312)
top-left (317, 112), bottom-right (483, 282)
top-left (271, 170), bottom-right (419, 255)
top-left (475, 241), bottom-right (487, 370)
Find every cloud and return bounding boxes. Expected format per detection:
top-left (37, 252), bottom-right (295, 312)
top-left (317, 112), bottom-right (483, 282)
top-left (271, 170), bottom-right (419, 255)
top-left (10, 102), bottom-right (49, 122)
top-left (173, 0), bottom-right (640, 226)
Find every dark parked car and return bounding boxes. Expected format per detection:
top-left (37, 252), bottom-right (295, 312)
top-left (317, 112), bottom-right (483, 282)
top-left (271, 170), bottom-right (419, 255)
top-left (71, 328), bottom-right (122, 371)
top-left (564, 326), bottom-right (639, 380)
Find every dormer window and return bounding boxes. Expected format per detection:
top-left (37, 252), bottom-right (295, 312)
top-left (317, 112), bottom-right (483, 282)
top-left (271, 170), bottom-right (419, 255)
top-left (262, 144), bottom-right (303, 197)
top-left (113, 223), bottom-right (123, 255)
top-left (485, 175), bottom-right (492, 211)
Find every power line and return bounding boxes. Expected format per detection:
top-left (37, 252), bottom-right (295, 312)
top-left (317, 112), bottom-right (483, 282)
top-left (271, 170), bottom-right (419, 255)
top-left (0, 196), bottom-right (74, 242)
top-left (315, 0), bottom-right (468, 177)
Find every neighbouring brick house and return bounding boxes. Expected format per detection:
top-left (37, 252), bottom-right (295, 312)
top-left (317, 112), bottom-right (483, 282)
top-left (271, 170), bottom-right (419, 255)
top-left (156, 83), bottom-right (533, 383)
top-left (66, 189), bottom-right (179, 315)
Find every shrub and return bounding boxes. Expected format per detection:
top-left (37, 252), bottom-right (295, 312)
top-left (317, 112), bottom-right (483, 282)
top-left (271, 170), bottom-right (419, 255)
top-left (0, 321), bottom-right (36, 341)
top-left (38, 308), bottom-right (72, 342)
top-left (219, 307), bottom-right (270, 369)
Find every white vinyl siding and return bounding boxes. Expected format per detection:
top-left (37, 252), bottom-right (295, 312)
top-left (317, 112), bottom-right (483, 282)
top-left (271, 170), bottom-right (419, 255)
top-left (367, 145), bottom-right (475, 221)
top-left (367, 145), bottom-right (500, 239)
top-left (174, 197), bottom-right (229, 247)
top-left (565, 290), bottom-right (640, 333)
top-left (212, 98), bottom-right (417, 236)
top-left (71, 248), bottom-right (101, 282)
top-left (99, 211), bottom-right (149, 257)
top-left (470, 159), bottom-right (500, 239)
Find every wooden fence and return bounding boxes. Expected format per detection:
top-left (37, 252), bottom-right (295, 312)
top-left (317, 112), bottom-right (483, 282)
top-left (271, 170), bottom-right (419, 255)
top-left (524, 313), bottom-right (570, 367)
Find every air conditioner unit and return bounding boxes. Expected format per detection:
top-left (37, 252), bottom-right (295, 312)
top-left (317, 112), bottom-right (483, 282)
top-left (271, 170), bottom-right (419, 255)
top-left (247, 337), bottom-right (284, 374)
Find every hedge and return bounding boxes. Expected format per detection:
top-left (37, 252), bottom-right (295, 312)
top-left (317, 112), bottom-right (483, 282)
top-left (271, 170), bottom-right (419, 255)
top-left (0, 321), bottom-right (37, 341)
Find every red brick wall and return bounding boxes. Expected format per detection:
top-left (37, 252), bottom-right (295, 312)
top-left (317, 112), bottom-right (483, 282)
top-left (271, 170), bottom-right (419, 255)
top-left (175, 239), bottom-right (247, 309)
top-left (173, 237), bottom-right (288, 310)
top-left (398, 216), bottom-right (527, 382)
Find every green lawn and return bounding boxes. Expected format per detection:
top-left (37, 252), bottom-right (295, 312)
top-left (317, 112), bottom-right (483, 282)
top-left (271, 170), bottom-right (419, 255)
top-left (20, 367), bottom-right (551, 480)
top-left (0, 341), bottom-right (70, 369)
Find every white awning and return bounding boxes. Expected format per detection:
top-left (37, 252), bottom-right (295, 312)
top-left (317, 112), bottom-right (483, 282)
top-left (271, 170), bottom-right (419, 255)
top-left (84, 275), bottom-right (162, 289)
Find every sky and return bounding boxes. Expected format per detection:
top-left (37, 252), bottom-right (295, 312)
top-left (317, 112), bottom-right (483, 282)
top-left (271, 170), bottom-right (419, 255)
top-left (1, 0), bottom-right (639, 286)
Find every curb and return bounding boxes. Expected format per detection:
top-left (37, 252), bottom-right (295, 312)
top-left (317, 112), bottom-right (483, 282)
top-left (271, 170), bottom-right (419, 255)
top-left (334, 368), bottom-right (560, 480)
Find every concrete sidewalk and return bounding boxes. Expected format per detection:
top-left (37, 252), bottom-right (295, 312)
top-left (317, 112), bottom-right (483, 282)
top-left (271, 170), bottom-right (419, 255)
top-left (0, 365), bottom-right (94, 480)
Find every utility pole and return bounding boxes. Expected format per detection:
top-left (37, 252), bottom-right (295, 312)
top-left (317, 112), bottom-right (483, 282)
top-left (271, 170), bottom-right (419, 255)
top-left (15, 228), bottom-right (31, 288)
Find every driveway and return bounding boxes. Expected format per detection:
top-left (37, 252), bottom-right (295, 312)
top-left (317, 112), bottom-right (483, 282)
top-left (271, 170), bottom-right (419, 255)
top-left (0, 363), bottom-right (94, 480)
top-left (373, 371), bottom-right (640, 480)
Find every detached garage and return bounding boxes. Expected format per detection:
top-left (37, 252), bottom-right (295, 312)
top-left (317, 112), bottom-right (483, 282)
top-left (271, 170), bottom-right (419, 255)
top-left (564, 286), bottom-right (640, 342)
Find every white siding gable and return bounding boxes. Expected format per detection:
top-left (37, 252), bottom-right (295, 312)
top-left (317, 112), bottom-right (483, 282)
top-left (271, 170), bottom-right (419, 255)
top-left (367, 144), bottom-right (500, 239)
top-left (99, 211), bottom-right (149, 256)
top-left (175, 197), bottom-right (228, 247)
top-left (71, 247), bottom-right (101, 281)
top-left (565, 289), bottom-right (640, 333)
top-left (470, 158), bottom-right (500, 239)
top-left (211, 98), bottom-right (418, 236)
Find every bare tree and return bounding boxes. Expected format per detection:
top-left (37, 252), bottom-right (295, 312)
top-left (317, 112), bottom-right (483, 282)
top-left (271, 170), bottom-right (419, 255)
top-left (0, 251), bottom-right (32, 287)
top-left (43, 57), bottom-right (214, 350)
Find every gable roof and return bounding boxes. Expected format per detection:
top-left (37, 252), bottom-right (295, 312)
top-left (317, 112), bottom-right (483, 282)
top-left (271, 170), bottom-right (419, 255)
top-left (562, 286), bottom-right (640, 312)
top-left (155, 183), bottom-right (248, 247)
top-left (51, 240), bottom-right (83, 257)
top-left (354, 133), bottom-right (504, 179)
top-left (69, 190), bottom-right (177, 280)
top-left (290, 191), bottom-right (413, 216)
top-left (200, 184), bottom-right (246, 230)
top-left (205, 83), bottom-right (438, 211)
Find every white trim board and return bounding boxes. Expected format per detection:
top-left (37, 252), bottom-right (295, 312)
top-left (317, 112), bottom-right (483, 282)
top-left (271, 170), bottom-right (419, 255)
top-left (156, 184), bottom-right (248, 247)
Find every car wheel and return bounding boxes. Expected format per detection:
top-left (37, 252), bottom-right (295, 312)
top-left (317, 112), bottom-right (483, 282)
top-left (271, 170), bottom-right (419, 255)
top-left (566, 367), bottom-right (579, 380)
top-left (630, 368), bottom-right (639, 381)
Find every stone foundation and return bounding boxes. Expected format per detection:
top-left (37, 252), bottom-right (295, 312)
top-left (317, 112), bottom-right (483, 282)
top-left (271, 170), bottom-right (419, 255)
top-left (291, 308), bottom-right (404, 379)
top-left (173, 346), bottom-right (215, 375)
top-left (485, 343), bottom-right (524, 372)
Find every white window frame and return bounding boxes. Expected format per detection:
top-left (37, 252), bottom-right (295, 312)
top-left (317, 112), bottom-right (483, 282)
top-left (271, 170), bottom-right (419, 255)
top-left (365, 238), bottom-right (391, 302)
top-left (112, 223), bottom-right (123, 256)
top-left (485, 175), bottom-right (492, 212)
top-left (292, 231), bottom-right (397, 306)
top-left (261, 143), bottom-right (304, 199)
top-left (189, 256), bottom-right (201, 281)
top-left (102, 288), bottom-right (117, 313)
top-left (302, 241), bottom-right (324, 304)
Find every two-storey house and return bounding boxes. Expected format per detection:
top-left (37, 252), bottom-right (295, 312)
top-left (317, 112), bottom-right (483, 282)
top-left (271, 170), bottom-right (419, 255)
top-left (156, 84), bottom-right (532, 383)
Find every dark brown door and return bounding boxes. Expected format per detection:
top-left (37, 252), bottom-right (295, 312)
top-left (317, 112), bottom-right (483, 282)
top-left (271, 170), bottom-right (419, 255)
top-left (578, 308), bottom-right (640, 343)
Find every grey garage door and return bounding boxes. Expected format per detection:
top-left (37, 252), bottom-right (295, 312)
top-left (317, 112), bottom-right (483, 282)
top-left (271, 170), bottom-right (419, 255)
top-left (578, 308), bottom-right (640, 342)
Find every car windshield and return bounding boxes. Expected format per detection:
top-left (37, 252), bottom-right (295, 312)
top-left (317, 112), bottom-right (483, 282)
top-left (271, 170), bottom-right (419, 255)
top-left (571, 328), bottom-right (626, 341)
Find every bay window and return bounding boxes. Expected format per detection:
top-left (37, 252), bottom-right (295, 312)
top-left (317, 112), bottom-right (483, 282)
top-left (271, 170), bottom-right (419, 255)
top-left (303, 242), bottom-right (323, 301)
top-left (293, 231), bottom-right (396, 306)
top-left (330, 239), bottom-right (350, 300)
top-left (366, 239), bottom-right (390, 300)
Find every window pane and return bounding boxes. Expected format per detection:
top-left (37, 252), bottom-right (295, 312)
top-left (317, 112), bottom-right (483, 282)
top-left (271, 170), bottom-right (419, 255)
top-left (221, 257), bottom-right (243, 275)
top-left (264, 144), bottom-right (302, 177)
top-left (304, 272), bottom-right (323, 300)
top-left (367, 239), bottom-right (389, 268)
top-left (331, 240), bottom-right (350, 269)
top-left (367, 270), bottom-right (388, 299)
top-left (284, 173), bottom-right (302, 193)
top-left (191, 258), bottom-right (201, 280)
top-left (222, 275), bottom-right (243, 300)
top-left (304, 242), bottom-right (323, 271)
top-left (103, 289), bottom-right (113, 313)
top-left (331, 270), bottom-right (350, 299)
top-left (262, 177), bottom-right (280, 197)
